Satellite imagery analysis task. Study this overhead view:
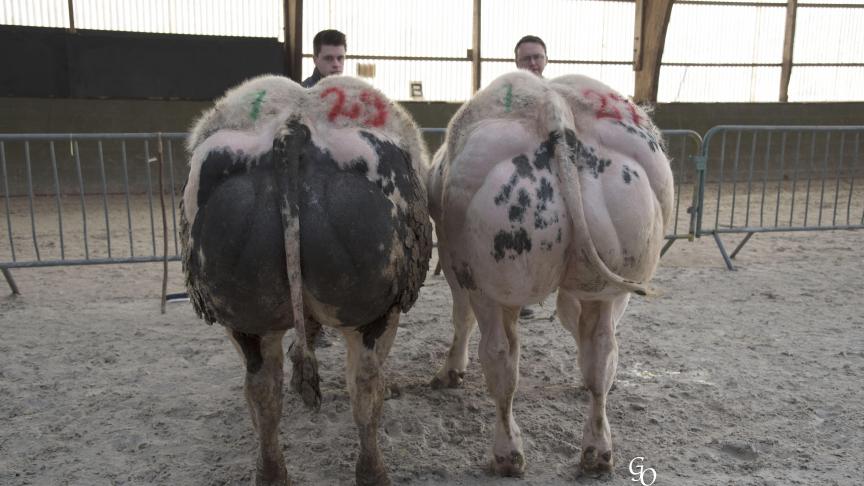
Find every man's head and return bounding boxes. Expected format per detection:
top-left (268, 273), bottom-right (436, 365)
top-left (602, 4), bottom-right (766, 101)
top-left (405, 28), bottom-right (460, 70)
top-left (312, 29), bottom-right (347, 77)
top-left (514, 35), bottom-right (547, 77)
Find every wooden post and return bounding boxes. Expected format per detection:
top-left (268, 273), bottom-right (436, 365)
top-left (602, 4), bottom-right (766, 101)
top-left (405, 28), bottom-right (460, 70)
top-left (471, 0), bottom-right (481, 94)
top-left (67, 0), bottom-right (76, 33)
top-left (633, 0), bottom-right (644, 71)
top-left (632, 0), bottom-right (674, 104)
top-left (779, 0), bottom-right (798, 102)
top-left (284, 0), bottom-right (303, 82)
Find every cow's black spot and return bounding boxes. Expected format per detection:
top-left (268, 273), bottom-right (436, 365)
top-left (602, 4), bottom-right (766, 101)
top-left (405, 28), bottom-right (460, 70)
top-left (556, 227), bottom-right (562, 243)
top-left (534, 211), bottom-right (559, 230)
top-left (509, 188), bottom-right (531, 223)
top-left (622, 165), bottom-right (641, 185)
top-left (350, 158), bottom-right (369, 175)
top-left (565, 128), bottom-right (612, 179)
top-left (536, 178), bottom-right (553, 204)
top-left (540, 240), bottom-right (553, 251)
top-left (512, 155), bottom-right (536, 181)
top-left (361, 131), bottom-right (414, 197)
top-left (509, 205), bottom-right (526, 223)
top-left (614, 121), bottom-right (660, 153)
top-left (494, 173), bottom-right (519, 206)
top-left (533, 132), bottom-right (560, 172)
top-left (533, 178), bottom-right (558, 230)
top-left (452, 261), bottom-right (477, 290)
top-left (517, 188), bottom-right (530, 208)
top-left (492, 228), bottom-right (532, 261)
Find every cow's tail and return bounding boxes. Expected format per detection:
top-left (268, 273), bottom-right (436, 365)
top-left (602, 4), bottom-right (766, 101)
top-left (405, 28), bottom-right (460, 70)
top-left (552, 119), bottom-right (653, 297)
top-left (273, 119), bottom-right (321, 409)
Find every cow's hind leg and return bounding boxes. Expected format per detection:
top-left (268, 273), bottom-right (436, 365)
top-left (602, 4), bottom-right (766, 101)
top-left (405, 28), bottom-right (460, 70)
top-left (430, 277), bottom-right (476, 389)
top-left (229, 330), bottom-right (290, 486)
top-left (557, 290), bottom-right (628, 474)
top-left (342, 307), bottom-right (400, 486)
top-left (472, 294), bottom-right (524, 477)
top-left (289, 316), bottom-right (322, 410)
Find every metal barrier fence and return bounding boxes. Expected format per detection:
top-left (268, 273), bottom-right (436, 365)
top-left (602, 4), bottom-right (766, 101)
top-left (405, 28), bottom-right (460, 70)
top-left (692, 125), bottom-right (864, 269)
top-left (659, 130), bottom-right (703, 254)
top-left (3, 125), bottom-right (859, 293)
top-left (1, 133), bottom-right (189, 294)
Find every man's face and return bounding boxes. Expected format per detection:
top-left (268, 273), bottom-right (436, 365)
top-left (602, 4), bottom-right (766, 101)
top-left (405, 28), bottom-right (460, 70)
top-left (313, 44), bottom-right (346, 77)
top-left (516, 42), bottom-right (547, 77)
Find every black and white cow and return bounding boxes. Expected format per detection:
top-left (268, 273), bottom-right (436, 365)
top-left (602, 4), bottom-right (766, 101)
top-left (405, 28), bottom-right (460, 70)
top-left (428, 71), bottom-right (673, 476)
top-left (180, 74), bottom-right (432, 485)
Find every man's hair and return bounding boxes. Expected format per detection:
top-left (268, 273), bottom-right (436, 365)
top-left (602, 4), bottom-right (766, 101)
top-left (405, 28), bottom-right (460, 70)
top-left (514, 35), bottom-right (547, 58)
top-left (313, 29), bottom-right (347, 57)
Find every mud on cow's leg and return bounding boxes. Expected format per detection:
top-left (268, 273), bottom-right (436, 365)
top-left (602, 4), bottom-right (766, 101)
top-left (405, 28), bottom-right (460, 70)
top-left (430, 277), bottom-right (477, 389)
top-left (472, 294), bottom-right (525, 477)
top-left (229, 330), bottom-right (290, 486)
top-left (557, 290), bottom-right (624, 474)
top-left (290, 316), bottom-right (322, 410)
top-left (342, 307), bottom-right (400, 486)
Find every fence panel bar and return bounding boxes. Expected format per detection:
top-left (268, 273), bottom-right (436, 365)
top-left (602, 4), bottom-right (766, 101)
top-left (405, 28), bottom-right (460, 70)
top-left (774, 132), bottom-right (786, 227)
top-left (145, 140), bottom-right (157, 255)
top-left (49, 142), bottom-right (66, 259)
top-left (790, 132), bottom-right (802, 226)
top-left (97, 141), bottom-right (112, 259)
top-left (121, 141), bottom-right (134, 257)
top-left (673, 135), bottom-right (685, 236)
top-left (832, 133), bottom-right (845, 226)
top-left (803, 131), bottom-right (816, 226)
top-left (850, 133), bottom-right (859, 225)
top-left (745, 131), bottom-right (757, 228)
top-left (818, 132), bottom-right (831, 226)
top-left (25, 142), bottom-right (41, 261)
top-left (73, 140), bottom-right (90, 259)
top-left (714, 131), bottom-right (727, 232)
top-left (731, 131), bottom-right (742, 229)
top-left (1, 142), bottom-right (15, 262)
top-left (760, 132), bottom-right (771, 228)
top-left (166, 139), bottom-right (179, 256)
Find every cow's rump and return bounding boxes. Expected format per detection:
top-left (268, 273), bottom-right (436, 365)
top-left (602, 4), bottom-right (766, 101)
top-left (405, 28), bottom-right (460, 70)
top-left (185, 131), bottom-right (420, 333)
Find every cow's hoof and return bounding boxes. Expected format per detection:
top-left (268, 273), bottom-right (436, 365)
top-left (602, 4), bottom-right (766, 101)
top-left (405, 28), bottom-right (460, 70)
top-left (579, 446), bottom-right (613, 474)
top-left (356, 453), bottom-right (391, 486)
top-left (491, 451), bottom-right (525, 477)
top-left (430, 369), bottom-right (464, 390)
top-left (255, 466), bottom-right (291, 486)
top-left (290, 354), bottom-right (321, 411)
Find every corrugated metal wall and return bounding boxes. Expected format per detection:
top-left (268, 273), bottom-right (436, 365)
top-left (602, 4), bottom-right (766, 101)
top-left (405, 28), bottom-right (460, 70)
top-left (480, 0), bottom-right (634, 95)
top-left (302, 0), bottom-right (472, 101)
top-left (0, 0), bottom-right (282, 36)
top-left (2, 0), bottom-right (863, 102)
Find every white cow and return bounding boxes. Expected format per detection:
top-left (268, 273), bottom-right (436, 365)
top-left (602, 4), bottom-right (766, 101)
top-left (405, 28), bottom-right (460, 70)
top-left (428, 71), bottom-right (673, 475)
top-left (181, 74), bottom-right (432, 485)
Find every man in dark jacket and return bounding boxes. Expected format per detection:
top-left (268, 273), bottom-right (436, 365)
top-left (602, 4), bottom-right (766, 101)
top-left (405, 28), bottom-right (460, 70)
top-left (302, 29), bottom-right (347, 88)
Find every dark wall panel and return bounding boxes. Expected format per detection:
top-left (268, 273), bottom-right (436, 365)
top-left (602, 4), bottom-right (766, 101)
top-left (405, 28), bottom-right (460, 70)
top-left (0, 26), bottom-right (284, 100)
top-left (0, 27), bottom-right (69, 97)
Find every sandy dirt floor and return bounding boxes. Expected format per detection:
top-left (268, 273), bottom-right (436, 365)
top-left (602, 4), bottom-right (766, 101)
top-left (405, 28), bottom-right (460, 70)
top-left (1, 217), bottom-right (862, 485)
